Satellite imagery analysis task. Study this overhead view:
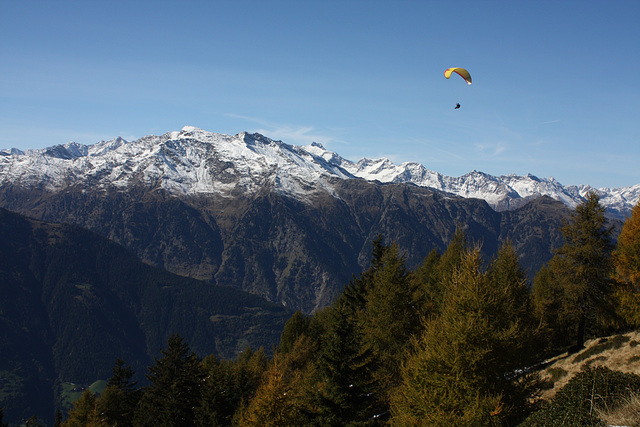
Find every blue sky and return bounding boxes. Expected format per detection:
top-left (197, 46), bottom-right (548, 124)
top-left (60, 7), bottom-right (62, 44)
top-left (1, 1), bottom-right (639, 189)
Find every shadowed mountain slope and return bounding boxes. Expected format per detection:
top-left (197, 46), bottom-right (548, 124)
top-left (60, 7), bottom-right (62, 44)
top-left (0, 207), bottom-right (291, 424)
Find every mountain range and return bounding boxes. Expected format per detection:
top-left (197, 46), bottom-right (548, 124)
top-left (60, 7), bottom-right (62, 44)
top-left (2, 126), bottom-right (637, 219)
top-left (0, 127), bottom-right (630, 313)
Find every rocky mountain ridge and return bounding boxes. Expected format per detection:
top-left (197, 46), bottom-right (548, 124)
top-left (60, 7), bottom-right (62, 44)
top-left (2, 125), bottom-right (637, 218)
top-left (0, 126), bottom-right (622, 312)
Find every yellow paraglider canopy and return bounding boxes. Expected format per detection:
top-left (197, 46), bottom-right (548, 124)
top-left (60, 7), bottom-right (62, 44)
top-left (444, 67), bottom-right (472, 85)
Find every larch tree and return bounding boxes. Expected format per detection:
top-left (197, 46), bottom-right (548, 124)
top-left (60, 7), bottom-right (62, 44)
top-left (391, 246), bottom-right (539, 425)
top-left (532, 260), bottom-right (575, 351)
top-left (278, 310), bottom-right (311, 355)
top-left (540, 192), bottom-right (615, 350)
top-left (411, 228), bottom-right (469, 318)
top-left (62, 390), bottom-right (100, 427)
top-left (612, 201), bottom-right (640, 325)
top-left (237, 335), bottom-right (318, 426)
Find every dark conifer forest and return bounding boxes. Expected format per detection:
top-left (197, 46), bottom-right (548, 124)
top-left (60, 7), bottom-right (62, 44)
top-left (3, 195), bottom-right (640, 425)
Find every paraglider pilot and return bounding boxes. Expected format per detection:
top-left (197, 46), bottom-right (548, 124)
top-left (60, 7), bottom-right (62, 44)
top-left (455, 103), bottom-right (460, 109)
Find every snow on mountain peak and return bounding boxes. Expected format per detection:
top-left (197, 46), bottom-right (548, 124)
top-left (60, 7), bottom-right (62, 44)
top-left (181, 125), bottom-right (201, 133)
top-left (0, 127), bottom-right (638, 218)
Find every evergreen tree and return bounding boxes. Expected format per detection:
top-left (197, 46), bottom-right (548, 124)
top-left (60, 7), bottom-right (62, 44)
top-left (278, 310), bottom-right (310, 355)
top-left (107, 358), bottom-right (138, 390)
top-left (134, 334), bottom-right (205, 426)
top-left (335, 235), bottom-right (390, 316)
top-left (534, 192), bottom-right (615, 351)
top-left (237, 335), bottom-right (318, 426)
top-left (196, 347), bottom-right (267, 426)
top-left (370, 234), bottom-right (388, 271)
top-left (412, 228), bottom-right (468, 317)
top-left (435, 227), bottom-right (469, 282)
top-left (195, 355), bottom-right (235, 426)
top-left (486, 241), bottom-right (539, 362)
top-left (391, 247), bottom-right (539, 425)
top-left (96, 359), bottom-right (140, 427)
top-left (612, 201), bottom-right (640, 325)
top-left (361, 243), bottom-right (419, 397)
top-left (313, 302), bottom-right (380, 426)
top-left (62, 390), bottom-right (100, 427)
top-left (315, 238), bottom-right (419, 420)
top-left (410, 248), bottom-right (441, 316)
top-left (232, 347), bottom-right (268, 405)
top-left (532, 261), bottom-right (574, 351)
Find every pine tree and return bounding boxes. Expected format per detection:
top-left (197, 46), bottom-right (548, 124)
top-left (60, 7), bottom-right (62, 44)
top-left (486, 241), bottom-right (538, 360)
top-left (134, 334), bottom-right (205, 426)
top-left (317, 238), bottom-right (421, 418)
top-left (612, 201), bottom-right (640, 325)
top-left (435, 227), bottom-right (468, 282)
top-left (335, 235), bottom-right (390, 316)
top-left (232, 347), bottom-right (268, 405)
top-left (107, 358), bottom-right (137, 390)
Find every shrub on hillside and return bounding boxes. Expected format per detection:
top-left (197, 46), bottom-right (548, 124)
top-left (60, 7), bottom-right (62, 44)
top-left (520, 366), bottom-right (640, 426)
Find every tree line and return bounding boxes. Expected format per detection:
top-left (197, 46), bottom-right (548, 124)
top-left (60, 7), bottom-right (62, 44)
top-left (14, 193), bottom-right (640, 426)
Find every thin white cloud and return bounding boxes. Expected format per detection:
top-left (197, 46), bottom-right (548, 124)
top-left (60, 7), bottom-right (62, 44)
top-left (474, 141), bottom-right (508, 157)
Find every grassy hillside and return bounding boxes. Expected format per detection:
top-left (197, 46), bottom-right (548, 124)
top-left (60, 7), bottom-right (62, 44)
top-left (534, 330), bottom-right (640, 426)
top-left (539, 330), bottom-right (640, 399)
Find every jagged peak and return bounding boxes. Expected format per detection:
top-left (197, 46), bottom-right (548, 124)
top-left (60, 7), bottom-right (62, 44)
top-left (1, 127), bottom-right (638, 219)
top-left (43, 143), bottom-right (87, 160)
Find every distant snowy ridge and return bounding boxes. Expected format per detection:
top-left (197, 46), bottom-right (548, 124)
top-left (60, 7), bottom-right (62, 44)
top-left (0, 126), bottom-right (351, 201)
top-left (305, 138), bottom-right (640, 219)
top-left (1, 126), bottom-right (638, 219)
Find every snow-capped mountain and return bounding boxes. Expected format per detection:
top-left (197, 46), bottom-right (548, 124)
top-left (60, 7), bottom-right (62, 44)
top-left (320, 155), bottom-right (640, 219)
top-left (1, 126), bottom-right (638, 219)
top-left (0, 127), bottom-right (351, 199)
top-left (0, 125), bottom-right (610, 313)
